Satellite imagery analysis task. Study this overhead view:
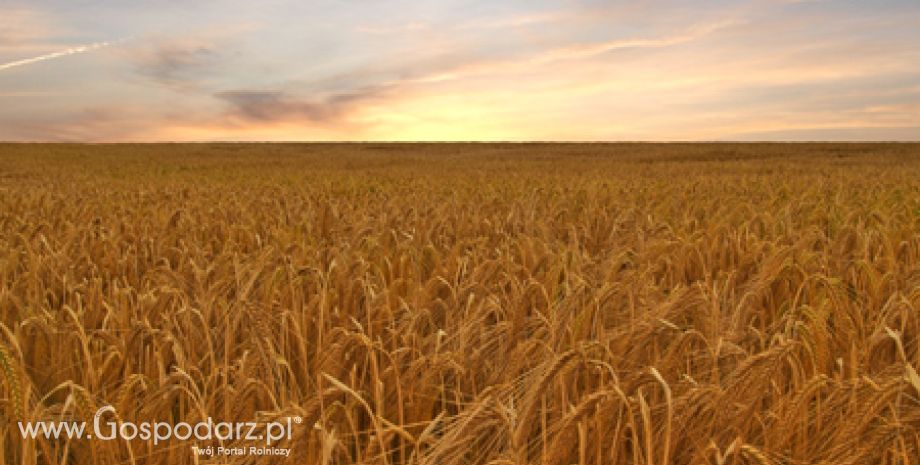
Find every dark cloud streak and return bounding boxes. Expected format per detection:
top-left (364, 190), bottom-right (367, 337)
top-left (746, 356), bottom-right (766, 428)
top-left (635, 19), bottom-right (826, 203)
top-left (134, 43), bottom-right (220, 86)
top-left (214, 87), bottom-right (387, 124)
top-left (129, 41), bottom-right (224, 91)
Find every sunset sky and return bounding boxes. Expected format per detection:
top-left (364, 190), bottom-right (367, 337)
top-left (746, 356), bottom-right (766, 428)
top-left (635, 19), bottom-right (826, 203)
top-left (1, 0), bottom-right (919, 141)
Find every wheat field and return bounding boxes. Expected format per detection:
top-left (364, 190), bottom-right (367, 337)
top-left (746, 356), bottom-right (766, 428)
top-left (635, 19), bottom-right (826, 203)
top-left (1, 143), bottom-right (919, 465)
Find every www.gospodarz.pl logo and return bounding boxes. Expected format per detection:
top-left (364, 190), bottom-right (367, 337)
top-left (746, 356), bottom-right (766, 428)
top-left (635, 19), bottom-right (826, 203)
top-left (18, 406), bottom-right (301, 458)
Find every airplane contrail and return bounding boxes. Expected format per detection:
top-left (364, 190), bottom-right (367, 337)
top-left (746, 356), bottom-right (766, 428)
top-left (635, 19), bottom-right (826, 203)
top-left (0, 40), bottom-right (118, 72)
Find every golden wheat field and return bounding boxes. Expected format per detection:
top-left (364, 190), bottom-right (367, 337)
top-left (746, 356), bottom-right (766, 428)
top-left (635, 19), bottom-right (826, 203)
top-left (1, 143), bottom-right (919, 465)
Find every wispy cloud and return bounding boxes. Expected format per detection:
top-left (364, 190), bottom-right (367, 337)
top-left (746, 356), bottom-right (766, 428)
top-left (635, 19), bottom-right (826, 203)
top-left (403, 19), bottom-right (738, 85)
top-left (0, 91), bottom-right (56, 98)
top-left (358, 11), bottom-right (565, 35)
top-left (0, 7), bottom-right (62, 51)
top-left (529, 20), bottom-right (737, 64)
top-left (0, 40), bottom-right (120, 72)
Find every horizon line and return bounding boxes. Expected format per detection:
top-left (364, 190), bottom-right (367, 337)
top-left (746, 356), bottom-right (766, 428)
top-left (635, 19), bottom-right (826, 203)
top-left (3, 140), bottom-right (920, 145)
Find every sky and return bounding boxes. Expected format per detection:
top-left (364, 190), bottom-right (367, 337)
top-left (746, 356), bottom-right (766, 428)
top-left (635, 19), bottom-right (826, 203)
top-left (1, 0), bottom-right (919, 142)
